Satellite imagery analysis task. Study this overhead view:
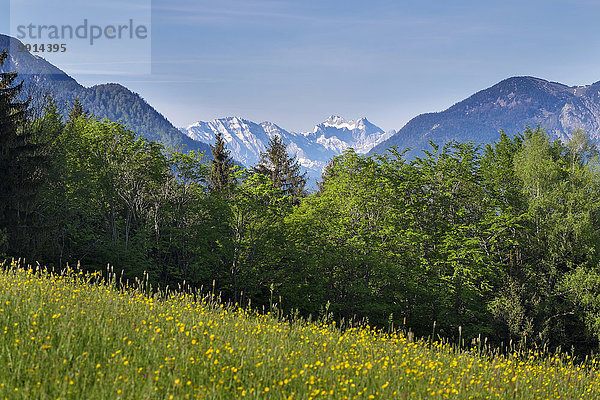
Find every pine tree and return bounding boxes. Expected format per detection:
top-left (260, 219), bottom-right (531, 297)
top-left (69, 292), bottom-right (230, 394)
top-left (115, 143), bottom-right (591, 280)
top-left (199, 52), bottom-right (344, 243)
top-left (209, 131), bottom-right (235, 193)
top-left (0, 50), bottom-right (37, 255)
top-left (317, 157), bottom-right (341, 193)
top-left (254, 135), bottom-right (307, 201)
top-left (66, 98), bottom-right (89, 123)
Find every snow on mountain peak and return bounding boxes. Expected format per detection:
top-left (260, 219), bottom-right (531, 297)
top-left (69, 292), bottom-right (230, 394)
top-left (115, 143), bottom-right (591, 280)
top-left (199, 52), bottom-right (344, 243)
top-left (181, 115), bottom-right (393, 188)
top-left (324, 115), bottom-right (347, 125)
top-left (310, 116), bottom-right (393, 153)
top-left (320, 115), bottom-right (362, 131)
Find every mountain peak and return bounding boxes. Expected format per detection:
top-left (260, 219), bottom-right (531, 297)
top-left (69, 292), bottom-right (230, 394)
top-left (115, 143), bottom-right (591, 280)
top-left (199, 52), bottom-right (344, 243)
top-left (181, 115), bottom-right (391, 187)
top-left (318, 115), bottom-right (372, 132)
top-left (490, 76), bottom-right (573, 96)
top-left (221, 116), bottom-right (246, 124)
top-left (371, 75), bottom-right (600, 157)
top-left (324, 115), bottom-right (346, 125)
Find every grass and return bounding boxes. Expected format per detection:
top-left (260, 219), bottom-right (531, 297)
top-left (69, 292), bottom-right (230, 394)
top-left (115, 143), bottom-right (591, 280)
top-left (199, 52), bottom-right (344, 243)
top-left (0, 262), bottom-right (599, 399)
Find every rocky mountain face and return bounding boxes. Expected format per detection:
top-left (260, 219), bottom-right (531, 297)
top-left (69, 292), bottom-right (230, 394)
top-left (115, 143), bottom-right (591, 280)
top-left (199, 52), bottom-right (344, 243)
top-left (307, 115), bottom-right (394, 154)
top-left (370, 76), bottom-right (600, 156)
top-left (0, 34), bottom-right (210, 154)
top-left (182, 116), bottom-right (394, 184)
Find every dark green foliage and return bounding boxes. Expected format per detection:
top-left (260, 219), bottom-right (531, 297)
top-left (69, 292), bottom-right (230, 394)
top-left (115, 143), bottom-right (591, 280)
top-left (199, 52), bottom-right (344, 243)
top-left (209, 131), bottom-right (235, 193)
top-left (254, 135), bottom-right (307, 202)
top-left (284, 144), bottom-right (501, 338)
top-left (66, 98), bottom-right (88, 122)
top-left (0, 51), bottom-right (46, 257)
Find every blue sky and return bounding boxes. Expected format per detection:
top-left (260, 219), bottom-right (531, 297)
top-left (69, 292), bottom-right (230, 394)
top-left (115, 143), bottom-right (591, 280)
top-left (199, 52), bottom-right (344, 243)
top-left (2, 0), bottom-right (600, 132)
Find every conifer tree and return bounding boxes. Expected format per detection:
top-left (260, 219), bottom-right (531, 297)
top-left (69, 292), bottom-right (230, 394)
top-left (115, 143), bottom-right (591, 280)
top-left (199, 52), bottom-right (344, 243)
top-left (209, 131), bottom-right (235, 193)
top-left (254, 135), bottom-right (307, 201)
top-left (0, 50), bottom-right (38, 254)
top-left (66, 98), bottom-right (89, 123)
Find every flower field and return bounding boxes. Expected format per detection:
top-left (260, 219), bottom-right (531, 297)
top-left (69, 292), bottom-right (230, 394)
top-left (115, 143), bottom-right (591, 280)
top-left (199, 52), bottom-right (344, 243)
top-left (0, 264), bottom-right (599, 399)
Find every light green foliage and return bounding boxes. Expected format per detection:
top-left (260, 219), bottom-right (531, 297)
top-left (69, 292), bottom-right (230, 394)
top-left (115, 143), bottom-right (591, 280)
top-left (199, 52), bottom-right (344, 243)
top-left (227, 170), bottom-right (289, 304)
top-left (493, 127), bottom-right (600, 349)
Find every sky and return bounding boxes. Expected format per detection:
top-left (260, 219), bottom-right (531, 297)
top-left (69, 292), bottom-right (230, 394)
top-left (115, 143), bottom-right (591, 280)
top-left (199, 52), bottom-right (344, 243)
top-left (2, 0), bottom-right (600, 132)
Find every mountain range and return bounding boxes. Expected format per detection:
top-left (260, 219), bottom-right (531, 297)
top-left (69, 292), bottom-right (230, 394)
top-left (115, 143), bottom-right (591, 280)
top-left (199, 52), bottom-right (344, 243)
top-left (182, 77), bottom-right (600, 180)
top-left (182, 115), bottom-right (394, 183)
top-left (5, 32), bottom-right (600, 184)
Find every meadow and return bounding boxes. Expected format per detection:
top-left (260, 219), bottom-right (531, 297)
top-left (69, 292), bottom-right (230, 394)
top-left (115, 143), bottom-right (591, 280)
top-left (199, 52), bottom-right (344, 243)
top-left (0, 262), bottom-right (599, 399)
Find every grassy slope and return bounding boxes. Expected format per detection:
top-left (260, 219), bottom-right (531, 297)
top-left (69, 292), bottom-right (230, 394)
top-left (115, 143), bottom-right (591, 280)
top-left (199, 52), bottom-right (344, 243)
top-left (0, 264), bottom-right (599, 400)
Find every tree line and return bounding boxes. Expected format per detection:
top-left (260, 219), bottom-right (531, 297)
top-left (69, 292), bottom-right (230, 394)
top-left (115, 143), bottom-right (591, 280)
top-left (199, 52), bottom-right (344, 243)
top-left (3, 52), bottom-right (600, 353)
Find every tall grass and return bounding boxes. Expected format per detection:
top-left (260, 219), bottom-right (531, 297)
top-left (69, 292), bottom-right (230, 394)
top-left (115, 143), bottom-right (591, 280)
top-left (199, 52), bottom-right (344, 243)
top-left (0, 260), bottom-right (599, 399)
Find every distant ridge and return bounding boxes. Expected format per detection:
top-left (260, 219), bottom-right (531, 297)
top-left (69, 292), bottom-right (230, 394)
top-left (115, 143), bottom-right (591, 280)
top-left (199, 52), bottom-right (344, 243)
top-left (0, 34), bottom-right (210, 155)
top-left (370, 76), bottom-right (600, 156)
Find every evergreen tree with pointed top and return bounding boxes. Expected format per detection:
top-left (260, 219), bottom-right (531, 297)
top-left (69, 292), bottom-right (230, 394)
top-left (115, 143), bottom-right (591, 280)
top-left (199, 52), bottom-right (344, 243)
top-left (66, 98), bottom-right (89, 123)
top-left (254, 135), bottom-right (307, 201)
top-left (209, 131), bottom-right (235, 193)
top-left (0, 50), bottom-right (40, 255)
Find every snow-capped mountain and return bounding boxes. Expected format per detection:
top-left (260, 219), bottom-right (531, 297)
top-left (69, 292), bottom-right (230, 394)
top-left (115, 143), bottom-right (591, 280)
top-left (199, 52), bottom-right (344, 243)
top-left (308, 115), bottom-right (394, 154)
top-left (182, 116), bottom-right (394, 184)
top-left (185, 117), bottom-right (284, 167)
